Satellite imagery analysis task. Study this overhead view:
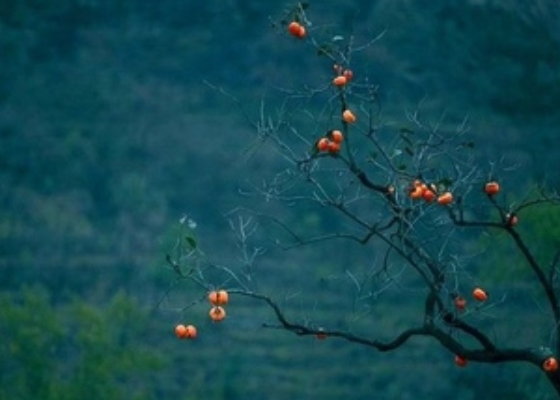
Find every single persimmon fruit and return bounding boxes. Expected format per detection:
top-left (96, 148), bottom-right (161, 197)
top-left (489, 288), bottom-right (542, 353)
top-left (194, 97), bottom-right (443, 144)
top-left (287, 21), bottom-right (305, 38)
top-left (437, 191), bottom-right (453, 205)
top-left (455, 355), bottom-right (468, 367)
top-left (484, 181), bottom-right (500, 196)
top-left (317, 138), bottom-right (330, 152)
top-left (209, 306), bottom-right (227, 322)
top-left (333, 75), bottom-right (348, 87)
top-left (455, 296), bottom-right (466, 311)
top-left (472, 287), bottom-right (488, 302)
top-left (343, 69), bottom-right (353, 81)
top-left (422, 187), bottom-right (437, 203)
top-left (328, 141), bottom-right (341, 153)
top-left (409, 185), bottom-right (424, 200)
top-left (330, 130), bottom-right (344, 143)
top-left (208, 290), bottom-right (229, 306)
top-left (342, 109), bottom-right (356, 123)
top-left (543, 357), bottom-right (559, 372)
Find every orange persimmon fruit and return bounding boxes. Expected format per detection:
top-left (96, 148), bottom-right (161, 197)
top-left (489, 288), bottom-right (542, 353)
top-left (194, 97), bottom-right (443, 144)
top-left (208, 290), bottom-right (229, 306)
top-left (455, 355), bottom-right (468, 367)
top-left (484, 181), bottom-right (500, 196)
top-left (209, 306), bottom-right (227, 322)
top-left (317, 137), bottom-right (330, 152)
top-left (330, 130), bottom-right (344, 143)
top-left (422, 187), bottom-right (437, 203)
top-left (543, 357), bottom-right (559, 372)
top-left (175, 324), bottom-right (197, 339)
top-left (342, 109), bottom-right (356, 123)
top-left (455, 296), bottom-right (466, 311)
top-left (328, 141), bottom-right (341, 153)
top-left (472, 287), bottom-right (488, 302)
top-left (437, 191), bottom-right (453, 205)
top-left (343, 69), bottom-right (353, 81)
top-left (287, 21), bottom-right (306, 38)
top-left (332, 75), bottom-right (348, 87)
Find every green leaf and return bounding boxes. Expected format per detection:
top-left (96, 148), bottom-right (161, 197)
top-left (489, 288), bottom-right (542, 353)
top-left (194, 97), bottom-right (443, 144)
top-left (185, 236), bottom-right (197, 249)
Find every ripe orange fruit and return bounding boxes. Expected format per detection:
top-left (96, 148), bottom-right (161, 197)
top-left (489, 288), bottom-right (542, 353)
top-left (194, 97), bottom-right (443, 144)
top-left (343, 69), bottom-right (353, 81)
top-left (472, 287), bottom-right (488, 302)
top-left (455, 296), bottom-right (466, 311)
top-left (175, 324), bottom-right (196, 339)
top-left (484, 181), bottom-right (500, 196)
top-left (328, 141), bottom-right (341, 153)
top-left (330, 130), bottom-right (344, 143)
top-left (437, 191), bottom-right (453, 205)
top-left (409, 185), bottom-right (424, 200)
top-left (332, 75), bottom-right (348, 87)
top-left (208, 290), bottom-right (229, 306)
top-left (317, 138), bottom-right (330, 152)
top-left (287, 21), bottom-right (306, 38)
top-left (543, 357), bottom-right (559, 372)
top-left (455, 355), bottom-right (468, 367)
top-left (209, 306), bottom-right (227, 322)
top-left (422, 187), bottom-right (437, 203)
top-left (342, 109), bottom-right (356, 123)
top-left (175, 324), bottom-right (188, 339)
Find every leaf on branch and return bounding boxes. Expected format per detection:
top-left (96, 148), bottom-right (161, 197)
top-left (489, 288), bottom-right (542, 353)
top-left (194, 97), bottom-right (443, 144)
top-left (398, 163), bottom-right (408, 171)
top-left (185, 235), bottom-right (198, 250)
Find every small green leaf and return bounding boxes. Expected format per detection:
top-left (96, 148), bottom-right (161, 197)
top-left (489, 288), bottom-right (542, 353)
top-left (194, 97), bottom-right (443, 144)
top-left (185, 236), bottom-right (197, 249)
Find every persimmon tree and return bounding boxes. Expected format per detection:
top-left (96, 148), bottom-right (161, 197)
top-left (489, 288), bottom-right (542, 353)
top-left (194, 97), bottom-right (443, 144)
top-left (163, 3), bottom-right (560, 397)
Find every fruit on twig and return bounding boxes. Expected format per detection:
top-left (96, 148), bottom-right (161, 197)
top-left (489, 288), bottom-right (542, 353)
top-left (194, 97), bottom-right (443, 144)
top-left (484, 181), bottom-right (500, 196)
top-left (209, 306), bottom-right (227, 322)
top-left (330, 130), bottom-right (344, 144)
top-left (175, 324), bottom-right (197, 339)
top-left (342, 109), bottom-right (356, 123)
top-left (422, 187), bottom-right (437, 203)
top-left (287, 21), bottom-right (306, 38)
top-left (343, 69), bottom-right (353, 81)
top-left (543, 357), bottom-right (559, 372)
top-left (472, 287), bottom-right (488, 302)
top-left (327, 141), bottom-right (341, 153)
top-left (208, 290), bottom-right (229, 306)
top-left (455, 355), bottom-right (468, 367)
top-left (437, 191), bottom-right (453, 205)
top-left (506, 213), bottom-right (518, 227)
top-left (454, 296), bottom-right (466, 311)
top-left (332, 75), bottom-right (348, 87)
top-left (317, 138), bottom-right (330, 152)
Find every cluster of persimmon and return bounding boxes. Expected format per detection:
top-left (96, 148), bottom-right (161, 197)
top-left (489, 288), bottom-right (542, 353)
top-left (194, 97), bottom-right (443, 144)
top-left (316, 130), bottom-right (344, 154)
top-left (173, 289), bottom-right (229, 340)
top-left (332, 64), bottom-right (353, 87)
top-left (208, 289), bottom-right (228, 322)
top-left (454, 287), bottom-right (489, 312)
top-left (287, 21), bottom-right (306, 39)
top-left (175, 323), bottom-right (197, 340)
top-left (408, 179), bottom-right (453, 206)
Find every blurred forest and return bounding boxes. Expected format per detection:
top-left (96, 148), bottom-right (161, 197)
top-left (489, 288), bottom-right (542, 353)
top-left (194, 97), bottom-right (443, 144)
top-left (1, 0), bottom-right (559, 399)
